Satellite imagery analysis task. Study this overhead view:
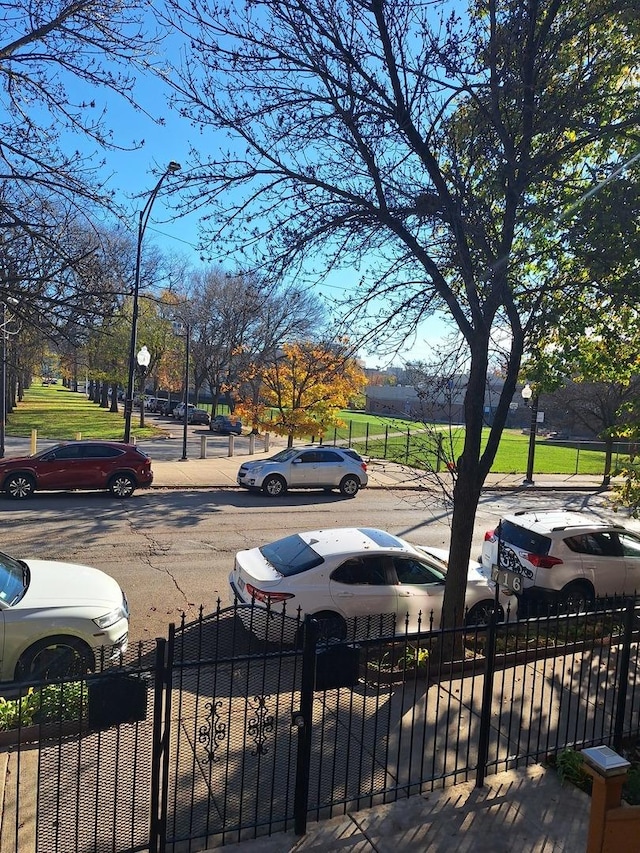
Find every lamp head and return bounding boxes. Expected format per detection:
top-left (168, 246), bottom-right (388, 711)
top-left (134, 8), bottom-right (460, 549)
top-left (521, 383), bottom-right (533, 404)
top-left (137, 345), bottom-right (151, 368)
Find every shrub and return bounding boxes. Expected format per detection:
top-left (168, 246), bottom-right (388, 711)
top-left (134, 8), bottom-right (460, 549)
top-left (0, 682), bottom-right (87, 731)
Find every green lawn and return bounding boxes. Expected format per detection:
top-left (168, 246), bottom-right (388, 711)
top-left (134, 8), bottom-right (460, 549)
top-left (7, 385), bottom-right (613, 476)
top-left (6, 383), bottom-right (166, 441)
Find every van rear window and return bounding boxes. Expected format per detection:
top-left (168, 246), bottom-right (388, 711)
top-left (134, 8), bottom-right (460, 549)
top-left (499, 520), bottom-right (551, 555)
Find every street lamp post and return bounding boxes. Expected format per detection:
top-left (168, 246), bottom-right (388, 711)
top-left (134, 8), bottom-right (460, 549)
top-left (521, 383), bottom-right (538, 486)
top-left (137, 345), bottom-right (151, 429)
top-left (181, 323), bottom-right (190, 461)
top-left (1, 297), bottom-right (19, 459)
top-left (123, 161), bottom-right (181, 443)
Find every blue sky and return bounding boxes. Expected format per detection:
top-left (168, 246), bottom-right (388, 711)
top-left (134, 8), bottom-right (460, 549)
top-left (60, 33), bottom-right (449, 368)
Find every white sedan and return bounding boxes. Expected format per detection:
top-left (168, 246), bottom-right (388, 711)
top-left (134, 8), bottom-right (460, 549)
top-left (229, 527), bottom-right (512, 640)
top-left (0, 550), bottom-right (129, 682)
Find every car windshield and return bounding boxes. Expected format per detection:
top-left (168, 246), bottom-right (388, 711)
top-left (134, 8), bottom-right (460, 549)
top-left (267, 448), bottom-right (302, 463)
top-left (259, 534), bottom-right (324, 576)
top-left (0, 551), bottom-right (28, 605)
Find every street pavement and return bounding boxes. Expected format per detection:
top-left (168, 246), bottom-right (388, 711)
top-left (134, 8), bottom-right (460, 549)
top-left (213, 763), bottom-right (591, 852)
top-left (0, 435), bottom-right (608, 852)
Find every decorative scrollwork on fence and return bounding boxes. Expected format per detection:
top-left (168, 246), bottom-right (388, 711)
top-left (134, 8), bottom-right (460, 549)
top-left (247, 695), bottom-right (274, 755)
top-left (198, 700), bottom-right (227, 763)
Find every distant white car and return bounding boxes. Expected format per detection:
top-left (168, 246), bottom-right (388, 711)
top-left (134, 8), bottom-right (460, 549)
top-left (173, 403), bottom-right (195, 419)
top-left (237, 446), bottom-right (368, 497)
top-left (0, 550), bottom-right (129, 682)
top-left (229, 527), bottom-right (511, 640)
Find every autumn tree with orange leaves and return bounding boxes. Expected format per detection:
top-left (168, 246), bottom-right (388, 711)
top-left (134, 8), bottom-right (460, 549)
top-left (235, 342), bottom-right (365, 446)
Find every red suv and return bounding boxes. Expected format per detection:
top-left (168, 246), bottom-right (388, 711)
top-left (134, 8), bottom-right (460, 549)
top-left (0, 441), bottom-right (153, 500)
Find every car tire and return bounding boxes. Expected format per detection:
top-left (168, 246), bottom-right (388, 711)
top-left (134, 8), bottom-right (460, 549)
top-left (16, 636), bottom-right (95, 683)
top-left (108, 473), bottom-right (136, 498)
top-left (5, 473), bottom-right (36, 500)
top-left (465, 601), bottom-right (504, 626)
top-left (559, 582), bottom-right (594, 614)
top-left (312, 611), bottom-right (348, 641)
top-left (339, 475), bottom-right (360, 498)
top-left (263, 475), bottom-right (287, 497)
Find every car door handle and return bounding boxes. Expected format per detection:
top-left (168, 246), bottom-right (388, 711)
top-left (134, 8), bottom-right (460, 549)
top-left (335, 592), bottom-right (354, 597)
top-left (398, 590), bottom-right (412, 596)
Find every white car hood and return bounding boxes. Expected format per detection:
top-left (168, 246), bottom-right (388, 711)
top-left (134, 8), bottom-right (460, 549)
top-left (12, 559), bottom-right (123, 610)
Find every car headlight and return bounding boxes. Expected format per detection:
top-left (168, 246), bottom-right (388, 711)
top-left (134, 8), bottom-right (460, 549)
top-left (93, 605), bottom-right (127, 630)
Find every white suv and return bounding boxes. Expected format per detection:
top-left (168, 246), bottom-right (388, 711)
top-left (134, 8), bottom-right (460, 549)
top-left (237, 446), bottom-right (368, 497)
top-left (481, 510), bottom-right (640, 611)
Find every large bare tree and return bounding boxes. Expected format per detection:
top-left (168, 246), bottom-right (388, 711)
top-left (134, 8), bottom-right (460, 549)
top-left (0, 0), bottom-right (167, 336)
top-left (159, 0), bottom-right (639, 627)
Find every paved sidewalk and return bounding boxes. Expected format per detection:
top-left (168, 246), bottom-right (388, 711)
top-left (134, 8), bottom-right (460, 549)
top-left (207, 763), bottom-right (591, 852)
top-left (148, 449), bottom-right (611, 493)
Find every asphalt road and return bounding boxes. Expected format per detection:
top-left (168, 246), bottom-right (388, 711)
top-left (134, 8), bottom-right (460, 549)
top-left (2, 415), bottom-right (247, 462)
top-left (0, 484), bottom-right (624, 645)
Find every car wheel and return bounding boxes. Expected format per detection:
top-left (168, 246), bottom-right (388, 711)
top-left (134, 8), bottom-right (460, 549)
top-left (5, 473), bottom-right (36, 500)
top-left (263, 475), bottom-right (287, 497)
top-left (465, 601), bottom-right (504, 626)
top-left (339, 475), bottom-right (360, 498)
top-left (109, 473), bottom-right (136, 498)
top-left (559, 582), bottom-right (594, 614)
top-left (16, 636), bottom-right (95, 683)
top-left (312, 611), bottom-right (348, 641)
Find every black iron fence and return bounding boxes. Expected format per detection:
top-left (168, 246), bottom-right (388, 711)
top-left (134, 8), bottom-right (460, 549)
top-left (2, 598), bottom-right (640, 852)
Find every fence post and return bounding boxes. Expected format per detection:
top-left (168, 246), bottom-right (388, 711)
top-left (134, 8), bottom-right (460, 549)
top-left (348, 421), bottom-right (352, 447)
top-left (613, 599), bottom-right (635, 752)
top-left (293, 616), bottom-right (318, 836)
top-left (405, 429), bottom-right (410, 463)
top-left (575, 444), bottom-right (580, 475)
top-left (200, 435), bottom-right (207, 459)
top-left (149, 636), bottom-right (168, 853)
top-left (365, 422), bottom-right (369, 453)
top-left (475, 609), bottom-right (499, 788)
top-left (435, 433), bottom-right (443, 473)
top-left (384, 425), bottom-right (388, 458)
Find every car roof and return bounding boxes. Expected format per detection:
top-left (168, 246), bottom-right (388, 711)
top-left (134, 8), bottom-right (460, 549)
top-left (502, 510), bottom-right (621, 534)
top-left (295, 527), bottom-right (415, 558)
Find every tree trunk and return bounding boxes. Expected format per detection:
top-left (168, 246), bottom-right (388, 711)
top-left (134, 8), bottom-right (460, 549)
top-left (602, 435), bottom-right (613, 487)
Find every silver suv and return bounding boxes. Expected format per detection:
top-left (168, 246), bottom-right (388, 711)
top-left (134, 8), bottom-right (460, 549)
top-left (237, 446), bottom-right (368, 497)
top-left (482, 510), bottom-right (640, 611)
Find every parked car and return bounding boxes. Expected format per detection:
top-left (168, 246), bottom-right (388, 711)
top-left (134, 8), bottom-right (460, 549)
top-left (0, 548), bottom-right (129, 682)
top-left (0, 440), bottom-right (153, 500)
top-left (229, 527), bottom-right (510, 640)
top-left (158, 399), bottom-right (176, 416)
top-left (210, 415), bottom-right (243, 435)
top-left (237, 446), bottom-right (368, 497)
top-left (481, 510), bottom-right (640, 611)
top-left (173, 403), bottom-right (195, 419)
top-left (188, 408), bottom-right (211, 426)
top-left (151, 397), bottom-right (169, 413)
